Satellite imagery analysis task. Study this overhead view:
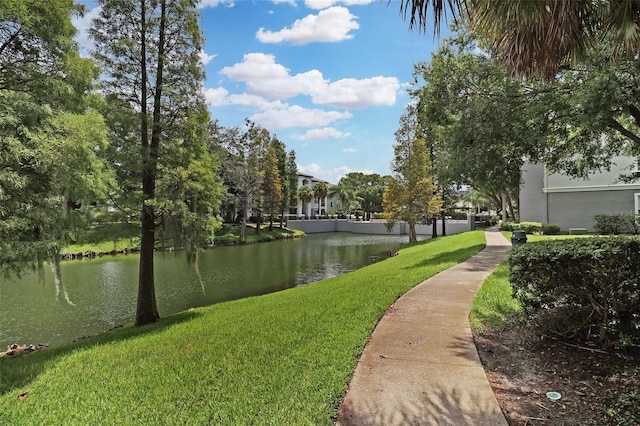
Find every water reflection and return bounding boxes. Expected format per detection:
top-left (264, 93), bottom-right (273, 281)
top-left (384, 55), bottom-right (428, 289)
top-left (0, 233), bottom-right (417, 347)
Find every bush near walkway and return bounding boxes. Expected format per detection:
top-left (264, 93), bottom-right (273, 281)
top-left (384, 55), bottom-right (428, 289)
top-left (509, 236), bottom-right (640, 349)
top-left (500, 221), bottom-right (561, 235)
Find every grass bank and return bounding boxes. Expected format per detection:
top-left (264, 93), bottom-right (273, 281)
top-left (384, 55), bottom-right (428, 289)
top-left (62, 225), bottom-right (305, 255)
top-left (214, 224), bottom-right (305, 245)
top-left (63, 238), bottom-right (140, 255)
top-left (0, 231), bottom-right (485, 424)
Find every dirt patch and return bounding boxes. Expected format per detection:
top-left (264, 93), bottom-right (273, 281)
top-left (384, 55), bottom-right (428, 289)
top-left (474, 322), bottom-right (640, 425)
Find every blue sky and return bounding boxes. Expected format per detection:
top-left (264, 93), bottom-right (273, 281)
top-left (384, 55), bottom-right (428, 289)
top-left (74, 0), bottom-right (447, 184)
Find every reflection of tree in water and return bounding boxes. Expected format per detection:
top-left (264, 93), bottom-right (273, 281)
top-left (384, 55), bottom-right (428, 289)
top-left (49, 257), bottom-right (75, 306)
top-left (187, 251), bottom-right (206, 296)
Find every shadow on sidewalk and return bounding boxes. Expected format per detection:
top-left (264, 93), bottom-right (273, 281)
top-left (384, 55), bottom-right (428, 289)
top-left (336, 383), bottom-right (504, 426)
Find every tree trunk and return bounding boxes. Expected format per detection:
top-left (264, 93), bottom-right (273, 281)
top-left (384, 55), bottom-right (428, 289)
top-left (441, 210), bottom-right (446, 236)
top-left (501, 192), bottom-right (508, 223)
top-left (506, 193), bottom-right (517, 221)
top-left (135, 0), bottom-right (164, 326)
top-left (408, 220), bottom-right (417, 243)
top-left (279, 205), bottom-right (285, 229)
top-left (255, 209), bottom-right (261, 234)
top-left (240, 207), bottom-right (247, 243)
top-left (432, 217), bottom-right (438, 238)
top-left (136, 210), bottom-right (159, 325)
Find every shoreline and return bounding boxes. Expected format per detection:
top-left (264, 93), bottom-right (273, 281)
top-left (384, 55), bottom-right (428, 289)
top-left (60, 227), bottom-right (306, 261)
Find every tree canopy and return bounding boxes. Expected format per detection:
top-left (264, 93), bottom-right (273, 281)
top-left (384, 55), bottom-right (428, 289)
top-left (90, 0), bottom-right (220, 326)
top-left (399, 0), bottom-right (640, 80)
top-left (0, 0), bottom-right (109, 276)
top-left (384, 107), bottom-right (441, 243)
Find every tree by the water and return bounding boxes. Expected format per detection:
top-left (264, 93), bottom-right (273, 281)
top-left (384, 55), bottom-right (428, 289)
top-left (90, 0), bottom-right (219, 326)
top-left (0, 0), bottom-right (112, 277)
top-left (337, 172), bottom-right (388, 220)
top-left (384, 107), bottom-right (442, 243)
top-left (263, 141), bottom-right (283, 231)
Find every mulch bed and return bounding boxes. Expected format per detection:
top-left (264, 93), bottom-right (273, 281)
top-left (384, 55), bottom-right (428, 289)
top-left (474, 322), bottom-right (640, 425)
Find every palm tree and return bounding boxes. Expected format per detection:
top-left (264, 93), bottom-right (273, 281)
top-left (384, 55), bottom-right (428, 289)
top-left (312, 181), bottom-right (328, 216)
top-left (297, 185), bottom-right (314, 219)
top-left (399, 0), bottom-right (640, 79)
top-left (329, 183), bottom-right (357, 215)
top-left (461, 189), bottom-right (489, 215)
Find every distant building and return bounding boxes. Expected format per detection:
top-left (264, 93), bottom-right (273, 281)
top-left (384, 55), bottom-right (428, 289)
top-left (294, 173), bottom-right (337, 218)
top-left (520, 156), bottom-right (640, 232)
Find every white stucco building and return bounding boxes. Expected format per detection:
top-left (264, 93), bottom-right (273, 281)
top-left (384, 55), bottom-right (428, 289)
top-left (294, 173), bottom-right (338, 218)
top-left (520, 156), bottom-right (640, 231)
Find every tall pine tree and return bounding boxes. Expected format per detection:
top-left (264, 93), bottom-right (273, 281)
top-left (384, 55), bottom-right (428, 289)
top-left (90, 0), bottom-right (218, 326)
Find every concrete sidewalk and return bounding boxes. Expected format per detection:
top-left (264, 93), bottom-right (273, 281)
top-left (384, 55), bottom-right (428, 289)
top-left (336, 229), bottom-right (512, 426)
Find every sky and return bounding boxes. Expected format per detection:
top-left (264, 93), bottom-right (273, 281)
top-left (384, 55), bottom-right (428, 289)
top-left (73, 0), bottom-right (449, 184)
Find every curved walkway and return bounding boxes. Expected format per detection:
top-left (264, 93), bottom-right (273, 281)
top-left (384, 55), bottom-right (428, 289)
top-left (336, 229), bottom-right (511, 426)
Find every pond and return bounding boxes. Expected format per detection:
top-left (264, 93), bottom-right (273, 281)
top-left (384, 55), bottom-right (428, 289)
top-left (0, 233), bottom-right (418, 348)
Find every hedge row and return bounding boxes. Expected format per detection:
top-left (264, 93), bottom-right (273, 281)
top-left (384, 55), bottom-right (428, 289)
top-left (509, 237), bottom-right (640, 349)
top-left (501, 221), bottom-right (561, 235)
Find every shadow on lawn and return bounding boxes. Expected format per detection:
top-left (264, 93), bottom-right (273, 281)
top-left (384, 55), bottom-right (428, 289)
top-left (400, 243), bottom-right (487, 270)
top-left (0, 310), bottom-right (201, 396)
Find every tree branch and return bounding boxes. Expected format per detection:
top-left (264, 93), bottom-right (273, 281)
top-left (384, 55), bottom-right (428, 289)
top-left (607, 117), bottom-right (640, 146)
top-left (0, 25), bottom-right (22, 58)
top-left (628, 104), bottom-right (640, 128)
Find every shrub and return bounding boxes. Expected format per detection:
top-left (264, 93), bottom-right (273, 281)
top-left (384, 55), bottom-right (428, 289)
top-left (541, 223), bottom-right (561, 235)
top-left (372, 213), bottom-right (386, 220)
top-left (519, 222), bottom-right (542, 234)
top-left (501, 222), bottom-right (518, 232)
top-left (448, 211), bottom-right (469, 220)
top-left (509, 237), bottom-right (640, 349)
top-left (475, 215), bottom-right (498, 228)
top-left (594, 212), bottom-right (640, 235)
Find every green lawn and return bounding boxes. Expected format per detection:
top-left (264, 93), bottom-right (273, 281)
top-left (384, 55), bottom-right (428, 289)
top-left (62, 225), bottom-right (304, 254)
top-left (469, 263), bottom-right (521, 330)
top-left (63, 238), bottom-right (140, 254)
top-left (471, 232), bottom-right (592, 331)
top-left (501, 230), bottom-right (593, 242)
top-left (0, 231), bottom-right (485, 425)
top-left (214, 224), bottom-right (305, 245)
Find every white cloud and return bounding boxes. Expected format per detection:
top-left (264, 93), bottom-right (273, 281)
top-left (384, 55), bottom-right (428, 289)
top-left (256, 6), bottom-right (358, 45)
top-left (202, 87), bottom-right (229, 106)
top-left (197, 0), bottom-right (235, 8)
top-left (313, 76), bottom-right (400, 109)
top-left (219, 53), bottom-right (399, 109)
top-left (226, 94), bottom-right (287, 110)
top-left (271, 0), bottom-right (297, 5)
top-left (199, 51), bottom-right (217, 65)
top-left (221, 53), bottom-right (327, 100)
top-left (305, 0), bottom-right (373, 9)
top-left (250, 105), bottom-right (352, 129)
top-left (298, 127), bottom-right (351, 140)
top-left (72, 6), bottom-right (102, 55)
top-left (342, 147), bottom-right (357, 152)
top-left (203, 86), bottom-right (287, 110)
top-left (298, 163), bottom-right (353, 183)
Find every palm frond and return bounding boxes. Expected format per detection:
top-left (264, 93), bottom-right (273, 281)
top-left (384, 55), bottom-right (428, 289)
top-left (395, 0), bottom-right (463, 35)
